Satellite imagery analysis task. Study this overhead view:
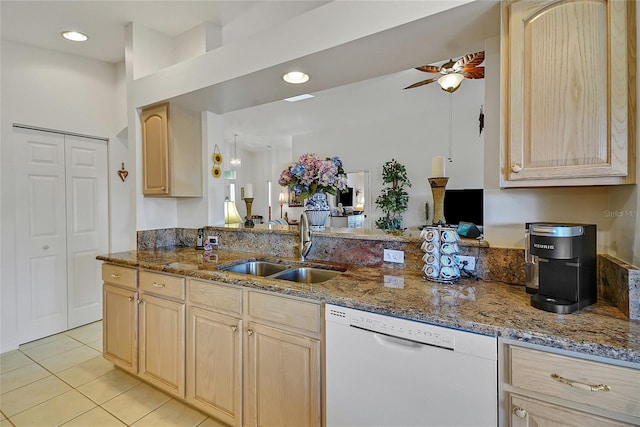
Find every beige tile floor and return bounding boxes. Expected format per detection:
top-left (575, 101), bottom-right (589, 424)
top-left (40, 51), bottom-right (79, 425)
top-left (0, 321), bottom-right (227, 427)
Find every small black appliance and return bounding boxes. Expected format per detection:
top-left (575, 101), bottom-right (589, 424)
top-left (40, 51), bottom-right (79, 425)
top-left (528, 223), bottom-right (597, 314)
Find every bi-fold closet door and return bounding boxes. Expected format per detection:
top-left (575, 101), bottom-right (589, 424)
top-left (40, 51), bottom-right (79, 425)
top-left (14, 126), bottom-right (109, 344)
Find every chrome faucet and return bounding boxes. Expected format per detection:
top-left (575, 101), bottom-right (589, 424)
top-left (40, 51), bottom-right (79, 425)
top-left (299, 212), bottom-right (312, 261)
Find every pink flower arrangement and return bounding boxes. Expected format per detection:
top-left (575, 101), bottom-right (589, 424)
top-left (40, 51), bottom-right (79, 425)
top-left (279, 153), bottom-right (348, 201)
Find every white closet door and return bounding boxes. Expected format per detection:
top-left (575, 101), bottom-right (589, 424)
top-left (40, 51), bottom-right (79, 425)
top-left (15, 129), bottom-right (68, 343)
top-left (66, 135), bottom-right (108, 328)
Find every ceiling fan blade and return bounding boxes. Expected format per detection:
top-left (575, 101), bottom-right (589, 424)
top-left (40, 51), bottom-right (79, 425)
top-left (455, 51), bottom-right (484, 70)
top-left (404, 76), bottom-right (439, 89)
top-left (415, 65), bottom-right (441, 74)
top-left (463, 67), bottom-right (485, 79)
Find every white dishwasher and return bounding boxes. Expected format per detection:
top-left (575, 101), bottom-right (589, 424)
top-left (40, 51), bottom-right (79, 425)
top-left (325, 304), bottom-right (497, 427)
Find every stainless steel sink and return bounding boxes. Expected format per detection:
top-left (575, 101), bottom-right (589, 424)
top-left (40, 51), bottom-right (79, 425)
top-left (222, 261), bottom-right (287, 276)
top-left (271, 267), bottom-right (342, 284)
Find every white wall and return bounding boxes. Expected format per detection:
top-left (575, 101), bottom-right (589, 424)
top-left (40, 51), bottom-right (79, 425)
top-left (291, 78), bottom-right (485, 229)
top-left (606, 9), bottom-right (640, 267)
top-left (0, 41), bottom-right (129, 352)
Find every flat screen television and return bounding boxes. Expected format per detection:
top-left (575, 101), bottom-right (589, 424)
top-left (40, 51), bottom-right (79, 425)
top-left (444, 189), bottom-right (483, 226)
top-left (336, 187), bottom-right (354, 206)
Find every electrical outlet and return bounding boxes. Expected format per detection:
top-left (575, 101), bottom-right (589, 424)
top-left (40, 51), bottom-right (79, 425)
top-left (383, 249), bottom-right (405, 264)
top-left (207, 236), bottom-right (219, 246)
top-left (457, 255), bottom-right (476, 271)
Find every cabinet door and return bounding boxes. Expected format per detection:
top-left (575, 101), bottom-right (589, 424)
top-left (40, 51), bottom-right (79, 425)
top-left (141, 103), bottom-right (170, 196)
top-left (187, 307), bottom-right (242, 426)
top-left (103, 284), bottom-right (137, 373)
top-left (509, 394), bottom-right (633, 427)
top-left (138, 293), bottom-right (185, 397)
top-left (246, 322), bottom-right (321, 427)
top-left (503, 0), bottom-right (634, 185)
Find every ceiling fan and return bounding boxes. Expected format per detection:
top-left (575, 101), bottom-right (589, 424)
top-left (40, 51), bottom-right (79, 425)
top-left (404, 51), bottom-right (485, 93)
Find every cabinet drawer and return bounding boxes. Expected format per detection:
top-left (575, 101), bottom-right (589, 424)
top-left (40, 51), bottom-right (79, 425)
top-left (140, 270), bottom-right (185, 301)
top-left (247, 291), bottom-right (320, 335)
top-left (509, 346), bottom-right (640, 420)
top-left (102, 264), bottom-right (137, 289)
top-left (188, 279), bottom-right (242, 317)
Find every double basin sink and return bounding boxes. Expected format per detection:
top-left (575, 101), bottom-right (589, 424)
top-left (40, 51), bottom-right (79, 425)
top-left (221, 260), bottom-right (344, 284)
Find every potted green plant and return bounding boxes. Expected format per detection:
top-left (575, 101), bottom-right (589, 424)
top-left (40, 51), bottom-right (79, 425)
top-left (375, 159), bottom-right (412, 230)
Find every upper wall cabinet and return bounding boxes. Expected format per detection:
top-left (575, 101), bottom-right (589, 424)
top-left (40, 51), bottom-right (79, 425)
top-left (141, 103), bottom-right (202, 197)
top-left (501, 0), bottom-right (636, 187)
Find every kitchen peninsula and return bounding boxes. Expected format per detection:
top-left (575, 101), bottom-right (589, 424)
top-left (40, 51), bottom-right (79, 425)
top-left (99, 225), bottom-right (640, 426)
top-left (103, 224), bottom-right (640, 362)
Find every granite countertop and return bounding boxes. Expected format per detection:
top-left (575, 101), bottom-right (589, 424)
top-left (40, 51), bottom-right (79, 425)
top-left (97, 247), bottom-right (640, 364)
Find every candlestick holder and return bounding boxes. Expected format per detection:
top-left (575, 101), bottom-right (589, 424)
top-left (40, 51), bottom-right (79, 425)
top-left (243, 198), bottom-right (255, 227)
top-left (428, 177), bottom-right (449, 225)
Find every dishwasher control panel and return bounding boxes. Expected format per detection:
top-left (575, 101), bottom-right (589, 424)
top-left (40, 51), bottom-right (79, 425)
top-left (327, 305), bottom-right (455, 350)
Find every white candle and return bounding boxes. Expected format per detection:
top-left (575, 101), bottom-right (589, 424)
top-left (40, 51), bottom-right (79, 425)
top-left (431, 156), bottom-right (445, 178)
top-left (244, 184), bottom-right (253, 199)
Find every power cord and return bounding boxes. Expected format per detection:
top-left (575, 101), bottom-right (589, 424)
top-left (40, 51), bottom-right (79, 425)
top-left (459, 260), bottom-right (479, 280)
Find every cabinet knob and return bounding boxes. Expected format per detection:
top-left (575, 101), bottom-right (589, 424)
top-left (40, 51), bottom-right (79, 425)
top-left (247, 329), bottom-right (254, 336)
top-left (137, 299), bottom-right (143, 305)
top-left (111, 273), bottom-right (121, 279)
top-left (513, 406), bottom-right (527, 419)
top-left (231, 325), bottom-right (238, 333)
top-left (128, 296), bottom-right (133, 302)
top-left (511, 163), bottom-right (522, 173)
top-left (43, 244), bottom-right (50, 250)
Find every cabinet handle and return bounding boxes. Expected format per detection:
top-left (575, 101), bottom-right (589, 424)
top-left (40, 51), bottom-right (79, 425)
top-left (511, 163), bottom-right (522, 173)
top-left (550, 373), bottom-right (611, 392)
top-left (231, 326), bottom-right (238, 333)
top-left (247, 329), bottom-right (254, 336)
top-left (513, 407), bottom-right (527, 419)
top-left (152, 282), bottom-right (166, 288)
top-left (111, 273), bottom-right (121, 279)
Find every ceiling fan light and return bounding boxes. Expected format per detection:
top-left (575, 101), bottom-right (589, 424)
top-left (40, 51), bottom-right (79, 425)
top-left (437, 73), bottom-right (464, 93)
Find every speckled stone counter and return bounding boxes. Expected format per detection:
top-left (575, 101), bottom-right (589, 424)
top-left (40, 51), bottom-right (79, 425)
top-left (97, 247), bottom-right (640, 365)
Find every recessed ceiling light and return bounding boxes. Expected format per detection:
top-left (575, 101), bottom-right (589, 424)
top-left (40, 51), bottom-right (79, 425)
top-left (283, 71), bottom-right (310, 84)
top-left (61, 31), bottom-right (89, 42)
top-left (284, 94), bottom-right (314, 102)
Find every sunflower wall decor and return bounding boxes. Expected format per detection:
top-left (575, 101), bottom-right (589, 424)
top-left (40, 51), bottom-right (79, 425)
top-left (211, 144), bottom-right (223, 178)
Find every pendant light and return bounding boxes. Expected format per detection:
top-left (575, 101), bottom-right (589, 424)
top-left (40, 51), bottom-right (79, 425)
top-left (230, 134), bottom-right (241, 168)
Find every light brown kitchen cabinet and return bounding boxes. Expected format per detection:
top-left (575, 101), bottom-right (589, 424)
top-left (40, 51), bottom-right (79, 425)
top-left (244, 290), bottom-right (322, 427)
top-left (102, 264), bottom-right (138, 374)
top-left (501, 0), bottom-right (636, 187)
top-left (138, 270), bottom-right (186, 397)
top-left (508, 394), bottom-right (633, 427)
top-left (187, 279), bottom-right (243, 426)
top-left (245, 322), bottom-right (321, 427)
top-left (141, 102), bottom-right (202, 197)
top-left (501, 343), bottom-right (640, 426)
top-left (104, 268), bottom-right (323, 426)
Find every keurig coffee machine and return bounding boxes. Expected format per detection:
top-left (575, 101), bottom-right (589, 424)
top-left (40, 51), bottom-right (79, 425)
top-left (527, 223), bottom-right (596, 314)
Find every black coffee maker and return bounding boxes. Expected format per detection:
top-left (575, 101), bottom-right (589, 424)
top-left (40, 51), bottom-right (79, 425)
top-left (528, 223), bottom-right (597, 314)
